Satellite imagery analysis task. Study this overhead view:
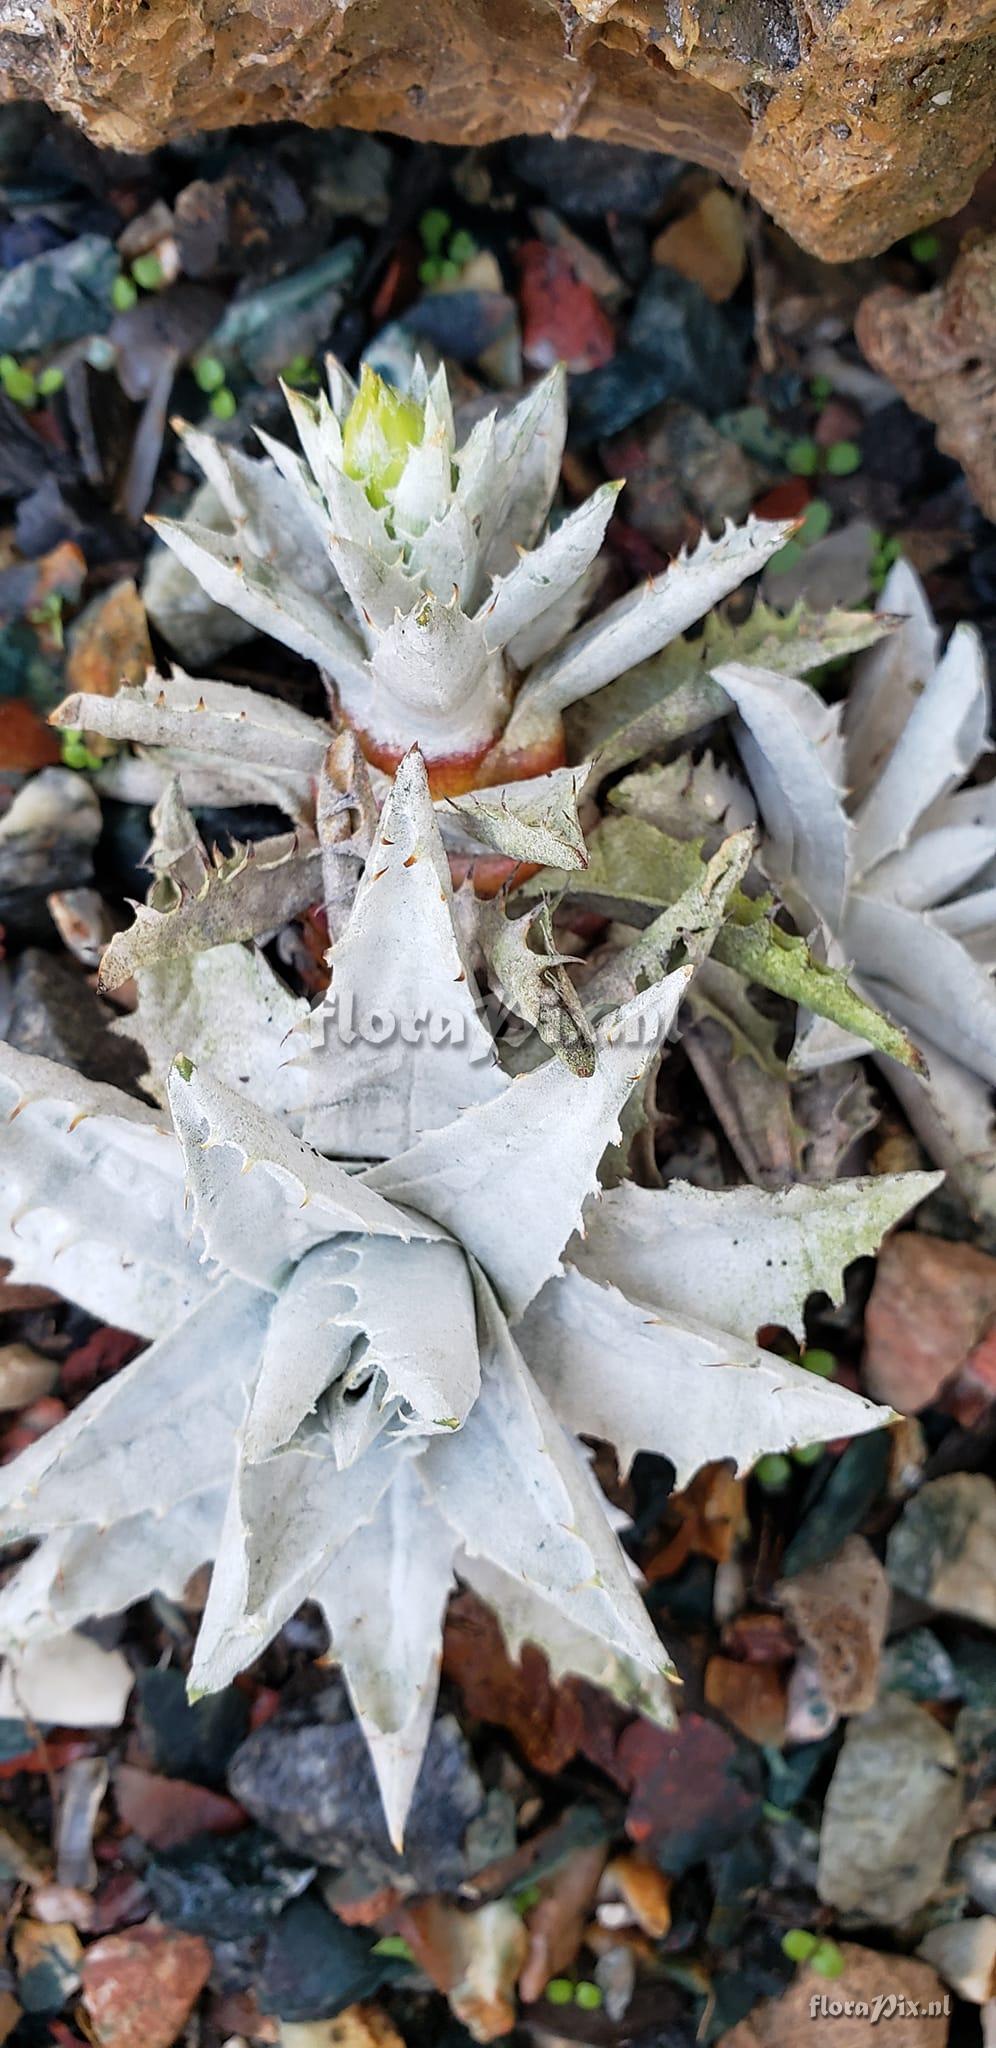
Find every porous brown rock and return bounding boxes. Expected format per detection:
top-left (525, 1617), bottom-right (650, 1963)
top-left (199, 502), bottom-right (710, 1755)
top-left (1, 0), bottom-right (995, 261)
top-left (858, 230), bottom-right (996, 518)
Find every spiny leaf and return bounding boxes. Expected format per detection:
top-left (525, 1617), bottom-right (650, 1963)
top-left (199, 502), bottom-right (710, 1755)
top-left (97, 830), bottom-right (324, 993)
top-left (442, 762), bottom-right (590, 870)
top-left (568, 598), bottom-right (893, 779)
top-left (365, 970), bottom-right (692, 1321)
top-left (542, 812), bottom-right (925, 1070)
top-left (506, 517), bottom-right (797, 750)
top-left (478, 898), bottom-right (596, 1076)
top-left (520, 1267), bottom-right (894, 1490)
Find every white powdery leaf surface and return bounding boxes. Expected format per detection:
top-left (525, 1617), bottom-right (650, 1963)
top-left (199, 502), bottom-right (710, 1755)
top-left (305, 748), bottom-right (505, 1158)
top-left (477, 482), bottom-right (620, 652)
top-left (53, 667), bottom-right (331, 786)
top-left (366, 969), bottom-right (691, 1321)
top-left (0, 1041), bottom-right (205, 1339)
top-left (574, 1172), bottom-right (941, 1343)
top-left (852, 624), bottom-right (990, 879)
top-left (147, 515), bottom-right (369, 684)
top-left (508, 517), bottom-right (795, 737)
top-left (0, 1279), bottom-right (268, 1536)
top-left (714, 564), bottom-right (996, 1212)
top-left (361, 598), bottom-right (505, 756)
top-left (310, 1462), bottom-right (456, 1851)
top-left (520, 1267), bottom-right (892, 1488)
top-left (423, 1277), bottom-right (672, 1680)
top-left (844, 559), bottom-right (941, 805)
top-left (191, 1432), bottom-right (412, 1697)
top-left (167, 1062), bottom-right (419, 1289)
top-left (117, 941), bottom-right (311, 1118)
top-left (711, 659), bottom-right (852, 930)
top-left (441, 763), bottom-right (590, 869)
top-left (242, 1231), bottom-right (479, 1464)
top-left (845, 893), bottom-right (996, 1087)
top-left (868, 821), bottom-right (996, 914)
top-left (175, 422), bottom-right (343, 601)
top-left (474, 365), bottom-right (568, 577)
top-left (0, 1491), bottom-right (225, 1647)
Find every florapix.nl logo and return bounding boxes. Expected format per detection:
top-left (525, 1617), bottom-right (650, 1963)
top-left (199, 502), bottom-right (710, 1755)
top-left (809, 1992), bottom-right (952, 2025)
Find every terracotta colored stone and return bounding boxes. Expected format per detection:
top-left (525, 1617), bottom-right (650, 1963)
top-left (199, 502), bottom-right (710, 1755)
top-left (0, 700), bottom-right (61, 773)
top-left (603, 1854), bottom-right (672, 1939)
top-left (0, 1260), bottom-right (59, 1313)
top-left (858, 230), bottom-right (996, 518)
top-left (719, 1943), bottom-right (950, 2047)
top-left (81, 1926), bottom-right (212, 2048)
top-left (64, 581), bottom-right (153, 760)
top-left (651, 188), bottom-right (747, 304)
top-left (645, 1463), bottom-right (746, 1578)
top-left (114, 1764), bottom-right (247, 1850)
top-left (720, 1611), bottom-right (795, 1665)
top-left (518, 240), bottom-right (616, 373)
top-left (704, 1657), bottom-right (788, 1746)
top-left (863, 1229), bottom-right (996, 1413)
top-left (1, 2), bottom-right (994, 261)
top-left (443, 1590), bottom-right (588, 1777)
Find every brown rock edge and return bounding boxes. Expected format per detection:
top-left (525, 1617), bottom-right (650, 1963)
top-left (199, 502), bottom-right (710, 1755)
top-left (1, 0), bottom-right (995, 258)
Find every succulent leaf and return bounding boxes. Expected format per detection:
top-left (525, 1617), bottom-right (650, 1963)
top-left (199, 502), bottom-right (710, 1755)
top-left (148, 513), bottom-right (371, 681)
top-left (477, 483), bottom-right (620, 653)
top-left (844, 559), bottom-right (940, 804)
top-left (710, 659), bottom-right (852, 929)
top-left (148, 362), bottom-right (806, 786)
top-left (342, 364), bottom-right (426, 508)
top-left (305, 747), bottom-right (504, 1157)
top-left (520, 1268), bottom-right (892, 1489)
top-left (191, 1431), bottom-right (411, 1698)
top-left (50, 665), bottom-right (329, 821)
top-left (98, 830), bottom-right (324, 993)
top-left (310, 1463), bottom-right (456, 1851)
top-left (712, 563), bottom-right (996, 1207)
top-left (0, 1041), bottom-right (205, 1338)
top-left (580, 828), bottom-right (754, 1018)
top-left (0, 1279), bottom-right (267, 1536)
top-left (423, 1274), bottom-right (671, 1679)
top-left (366, 969), bottom-right (692, 1320)
top-left (851, 624), bottom-right (989, 878)
top-left (559, 813), bottom-right (922, 1068)
top-left (167, 1060), bottom-right (418, 1288)
top-left (478, 898), bottom-right (597, 1076)
top-left (116, 942), bottom-right (310, 1116)
top-left (505, 516), bottom-right (796, 747)
top-left (242, 1232), bottom-right (480, 1465)
top-left (568, 599), bottom-right (894, 782)
top-left (573, 1172), bottom-right (941, 1345)
top-left (443, 763), bottom-right (590, 869)
top-left (0, 1494), bottom-right (226, 1648)
top-left (845, 893), bottom-right (996, 1086)
top-left (0, 741), bottom-right (937, 1848)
